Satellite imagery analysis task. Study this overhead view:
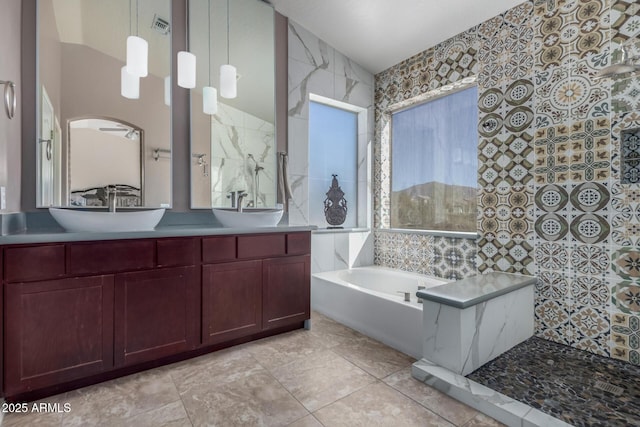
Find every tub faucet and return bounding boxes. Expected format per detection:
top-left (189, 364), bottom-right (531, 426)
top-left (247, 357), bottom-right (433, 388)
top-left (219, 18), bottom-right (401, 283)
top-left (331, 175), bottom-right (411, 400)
top-left (397, 291), bottom-right (411, 302)
top-left (417, 286), bottom-right (426, 304)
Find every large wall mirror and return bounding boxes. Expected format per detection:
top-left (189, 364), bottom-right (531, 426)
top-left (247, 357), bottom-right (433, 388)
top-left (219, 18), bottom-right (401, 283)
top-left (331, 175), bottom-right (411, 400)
top-left (190, 0), bottom-right (276, 209)
top-left (36, 0), bottom-right (172, 208)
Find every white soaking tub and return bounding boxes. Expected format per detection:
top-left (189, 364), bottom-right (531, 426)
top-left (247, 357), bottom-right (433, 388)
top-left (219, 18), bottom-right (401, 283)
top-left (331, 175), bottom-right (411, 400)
top-left (311, 266), bottom-right (447, 358)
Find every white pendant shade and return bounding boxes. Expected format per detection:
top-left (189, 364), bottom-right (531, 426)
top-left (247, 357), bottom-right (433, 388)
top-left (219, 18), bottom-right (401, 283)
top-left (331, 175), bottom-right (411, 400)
top-left (126, 36), bottom-right (148, 77)
top-left (121, 66), bottom-right (140, 99)
top-left (164, 75), bottom-right (171, 106)
top-left (178, 51), bottom-right (197, 89)
top-left (219, 64), bottom-right (237, 99)
top-left (203, 86), bottom-right (218, 115)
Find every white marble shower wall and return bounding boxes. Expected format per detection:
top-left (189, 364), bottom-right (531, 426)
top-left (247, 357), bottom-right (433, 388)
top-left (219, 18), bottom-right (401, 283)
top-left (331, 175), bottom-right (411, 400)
top-left (210, 102), bottom-right (276, 208)
top-left (287, 20), bottom-right (374, 228)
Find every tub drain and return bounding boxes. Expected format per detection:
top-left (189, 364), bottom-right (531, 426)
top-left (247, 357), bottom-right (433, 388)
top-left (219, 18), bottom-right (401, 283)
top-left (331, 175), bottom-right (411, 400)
top-left (594, 380), bottom-right (624, 396)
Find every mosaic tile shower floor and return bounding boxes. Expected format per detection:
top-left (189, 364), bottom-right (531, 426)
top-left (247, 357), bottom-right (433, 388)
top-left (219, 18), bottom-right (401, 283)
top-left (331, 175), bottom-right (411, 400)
top-left (467, 337), bottom-right (640, 426)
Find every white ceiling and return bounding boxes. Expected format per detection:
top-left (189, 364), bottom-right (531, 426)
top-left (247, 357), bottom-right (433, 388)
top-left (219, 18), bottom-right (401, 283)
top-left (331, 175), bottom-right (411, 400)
top-left (270, 0), bottom-right (525, 74)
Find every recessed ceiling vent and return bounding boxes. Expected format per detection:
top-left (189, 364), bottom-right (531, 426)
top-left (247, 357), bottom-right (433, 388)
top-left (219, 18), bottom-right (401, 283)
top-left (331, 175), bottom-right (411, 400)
top-left (152, 15), bottom-right (171, 35)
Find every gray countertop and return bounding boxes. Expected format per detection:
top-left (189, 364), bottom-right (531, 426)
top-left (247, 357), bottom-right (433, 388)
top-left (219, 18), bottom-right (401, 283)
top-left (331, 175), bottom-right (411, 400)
top-left (417, 272), bottom-right (537, 309)
top-left (0, 224), bottom-right (316, 245)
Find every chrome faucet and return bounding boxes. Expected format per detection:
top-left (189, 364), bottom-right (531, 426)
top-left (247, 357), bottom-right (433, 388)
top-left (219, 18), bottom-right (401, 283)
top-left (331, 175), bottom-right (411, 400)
top-left (236, 191), bottom-right (247, 212)
top-left (108, 186), bottom-right (117, 212)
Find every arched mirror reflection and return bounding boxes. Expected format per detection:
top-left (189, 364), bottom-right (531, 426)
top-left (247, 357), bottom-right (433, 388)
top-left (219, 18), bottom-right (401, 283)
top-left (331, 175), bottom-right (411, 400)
top-left (36, 0), bottom-right (172, 208)
top-left (190, 0), bottom-right (276, 208)
top-left (68, 117), bottom-right (144, 207)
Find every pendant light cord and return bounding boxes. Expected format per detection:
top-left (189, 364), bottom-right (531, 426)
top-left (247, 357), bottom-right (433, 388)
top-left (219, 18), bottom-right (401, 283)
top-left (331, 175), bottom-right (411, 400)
top-left (227, 0), bottom-right (230, 64)
top-left (129, 0), bottom-right (132, 36)
top-left (135, 0), bottom-right (139, 36)
top-left (208, 0), bottom-right (211, 86)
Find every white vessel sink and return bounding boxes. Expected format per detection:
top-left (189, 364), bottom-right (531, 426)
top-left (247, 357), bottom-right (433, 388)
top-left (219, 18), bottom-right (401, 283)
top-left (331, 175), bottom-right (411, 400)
top-left (212, 208), bottom-right (283, 228)
top-left (49, 208), bottom-right (165, 232)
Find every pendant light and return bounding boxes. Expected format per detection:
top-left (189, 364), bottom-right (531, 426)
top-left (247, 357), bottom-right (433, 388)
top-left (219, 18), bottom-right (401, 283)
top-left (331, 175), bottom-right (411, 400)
top-left (164, 75), bottom-right (171, 106)
top-left (126, 0), bottom-right (148, 78)
top-left (121, 66), bottom-right (140, 99)
top-left (203, 0), bottom-right (218, 114)
top-left (220, 0), bottom-right (237, 99)
top-left (177, 0), bottom-right (196, 88)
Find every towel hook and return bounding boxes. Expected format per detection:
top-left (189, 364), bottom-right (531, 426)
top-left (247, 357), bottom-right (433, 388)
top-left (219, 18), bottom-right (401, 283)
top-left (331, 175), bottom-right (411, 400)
top-left (0, 80), bottom-right (16, 119)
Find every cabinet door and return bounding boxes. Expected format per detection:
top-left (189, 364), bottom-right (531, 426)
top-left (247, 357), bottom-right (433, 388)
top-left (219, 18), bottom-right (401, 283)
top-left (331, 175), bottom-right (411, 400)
top-left (202, 260), bottom-right (262, 345)
top-left (4, 276), bottom-right (114, 395)
top-left (262, 255), bottom-right (310, 330)
top-left (114, 267), bottom-right (198, 367)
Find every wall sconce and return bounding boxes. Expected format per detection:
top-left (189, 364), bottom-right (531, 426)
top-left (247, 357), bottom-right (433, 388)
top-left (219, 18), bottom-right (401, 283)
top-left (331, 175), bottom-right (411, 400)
top-left (220, 0), bottom-right (237, 99)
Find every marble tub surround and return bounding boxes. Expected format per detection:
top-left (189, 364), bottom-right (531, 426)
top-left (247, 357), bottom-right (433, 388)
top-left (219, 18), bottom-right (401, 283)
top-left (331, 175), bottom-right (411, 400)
top-left (1, 311), bottom-right (502, 427)
top-left (287, 20), bottom-right (374, 228)
top-left (419, 273), bottom-right (535, 376)
top-left (412, 358), bottom-right (570, 427)
top-left (467, 337), bottom-right (640, 426)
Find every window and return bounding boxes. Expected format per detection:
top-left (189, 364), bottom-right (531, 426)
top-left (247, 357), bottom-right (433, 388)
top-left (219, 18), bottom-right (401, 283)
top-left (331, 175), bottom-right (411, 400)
top-left (390, 85), bottom-right (478, 232)
top-left (309, 99), bottom-right (358, 228)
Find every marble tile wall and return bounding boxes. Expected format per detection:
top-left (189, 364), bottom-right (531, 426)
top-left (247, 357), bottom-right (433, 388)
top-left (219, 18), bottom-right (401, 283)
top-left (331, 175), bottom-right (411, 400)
top-left (210, 102), bottom-right (276, 207)
top-left (287, 20), bottom-right (374, 228)
top-left (373, 0), bottom-right (640, 363)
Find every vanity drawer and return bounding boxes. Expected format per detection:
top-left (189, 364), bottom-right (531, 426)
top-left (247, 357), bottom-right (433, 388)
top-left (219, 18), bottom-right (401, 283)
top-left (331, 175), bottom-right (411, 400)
top-left (4, 244), bottom-right (66, 282)
top-left (68, 240), bottom-right (155, 275)
top-left (202, 236), bottom-right (237, 263)
top-left (157, 238), bottom-right (198, 267)
top-left (238, 234), bottom-right (286, 259)
top-left (287, 233), bottom-right (310, 255)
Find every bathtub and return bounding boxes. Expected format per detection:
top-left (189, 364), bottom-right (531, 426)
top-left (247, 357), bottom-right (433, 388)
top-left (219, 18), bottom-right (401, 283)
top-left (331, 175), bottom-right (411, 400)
top-left (311, 266), bottom-right (448, 358)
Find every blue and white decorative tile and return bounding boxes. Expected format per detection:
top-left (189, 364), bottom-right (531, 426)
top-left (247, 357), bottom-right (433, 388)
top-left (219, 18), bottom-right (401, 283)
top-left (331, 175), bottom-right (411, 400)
top-left (611, 281), bottom-right (640, 314)
top-left (568, 118), bottom-right (611, 183)
top-left (537, 270), bottom-right (570, 301)
top-left (535, 298), bottom-right (572, 345)
top-left (611, 247), bottom-right (640, 281)
top-left (569, 212), bottom-right (611, 244)
top-left (534, 67), bottom-right (572, 127)
top-left (533, 123), bottom-right (573, 184)
top-left (571, 275), bottom-right (610, 307)
top-left (535, 241), bottom-right (571, 272)
top-left (612, 76), bottom-right (640, 114)
top-left (611, 182), bottom-right (640, 246)
top-left (535, 212), bottom-right (571, 242)
top-left (571, 244), bottom-right (610, 277)
top-left (570, 304), bottom-right (610, 356)
top-left (610, 311), bottom-right (640, 365)
top-left (568, 59), bottom-right (610, 121)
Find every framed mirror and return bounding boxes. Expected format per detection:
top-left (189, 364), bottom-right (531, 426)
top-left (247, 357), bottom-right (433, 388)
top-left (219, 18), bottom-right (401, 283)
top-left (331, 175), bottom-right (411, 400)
top-left (189, 0), bottom-right (276, 209)
top-left (36, 0), bottom-right (172, 208)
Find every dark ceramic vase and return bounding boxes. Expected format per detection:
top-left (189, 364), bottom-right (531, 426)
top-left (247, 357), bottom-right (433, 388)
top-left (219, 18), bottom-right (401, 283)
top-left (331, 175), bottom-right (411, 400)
top-left (323, 174), bottom-right (347, 227)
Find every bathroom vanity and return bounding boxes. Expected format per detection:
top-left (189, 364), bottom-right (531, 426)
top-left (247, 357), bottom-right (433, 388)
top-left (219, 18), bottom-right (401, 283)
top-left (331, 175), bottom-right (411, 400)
top-left (0, 228), bottom-right (311, 401)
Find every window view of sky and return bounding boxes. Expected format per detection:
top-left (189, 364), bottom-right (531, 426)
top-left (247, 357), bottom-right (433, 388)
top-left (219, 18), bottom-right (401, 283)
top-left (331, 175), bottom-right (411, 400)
top-left (308, 101), bottom-right (358, 228)
top-left (391, 86), bottom-right (478, 191)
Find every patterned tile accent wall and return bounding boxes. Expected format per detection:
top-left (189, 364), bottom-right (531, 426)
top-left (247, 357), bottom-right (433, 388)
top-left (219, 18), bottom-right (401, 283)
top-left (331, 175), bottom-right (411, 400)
top-left (373, 0), bottom-right (640, 364)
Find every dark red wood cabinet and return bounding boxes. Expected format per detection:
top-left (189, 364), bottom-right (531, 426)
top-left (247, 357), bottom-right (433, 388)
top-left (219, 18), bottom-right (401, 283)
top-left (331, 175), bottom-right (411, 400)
top-left (114, 266), bottom-right (199, 367)
top-left (4, 276), bottom-right (114, 395)
top-left (202, 260), bottom-right (263, 345)
top-left (1, 231), bottom-right (310, 400)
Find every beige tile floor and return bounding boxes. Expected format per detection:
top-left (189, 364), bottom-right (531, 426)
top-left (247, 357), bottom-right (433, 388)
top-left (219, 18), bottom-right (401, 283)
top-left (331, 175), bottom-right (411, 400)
top-left (2, 311), bottom-right (504, 426)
